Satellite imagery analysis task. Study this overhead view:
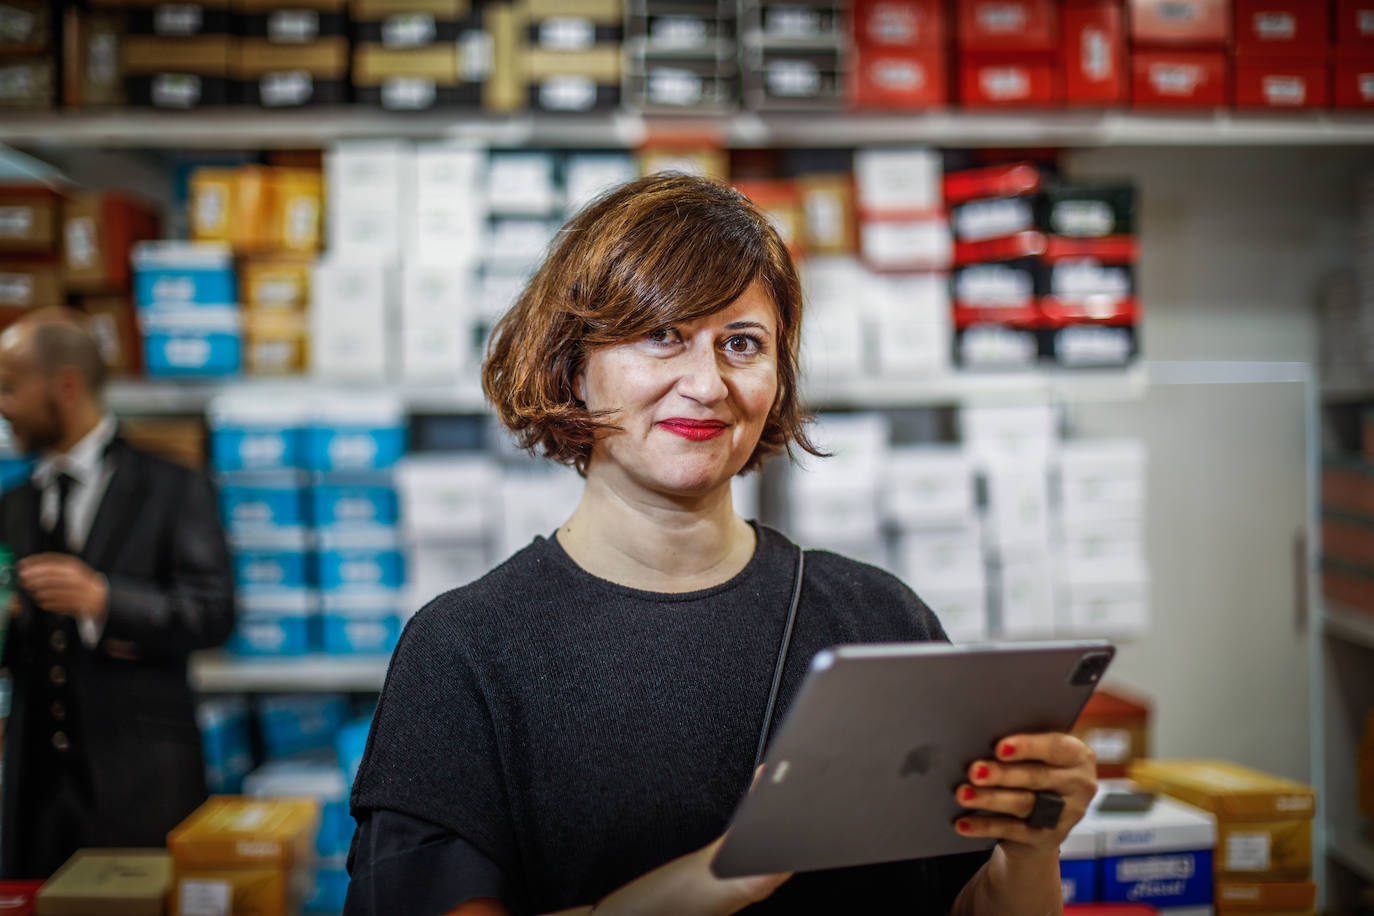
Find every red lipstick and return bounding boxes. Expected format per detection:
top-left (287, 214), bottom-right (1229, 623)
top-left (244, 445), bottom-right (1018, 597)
top-left (658, 418), bottom-right (727, 441)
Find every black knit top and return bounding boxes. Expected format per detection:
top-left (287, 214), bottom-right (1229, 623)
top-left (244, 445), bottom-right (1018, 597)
top-left (346, 524), bottom-right (991, 915)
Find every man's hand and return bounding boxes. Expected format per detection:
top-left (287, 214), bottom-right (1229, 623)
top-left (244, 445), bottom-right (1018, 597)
top-left (18, 553), bottom-right (109, 623)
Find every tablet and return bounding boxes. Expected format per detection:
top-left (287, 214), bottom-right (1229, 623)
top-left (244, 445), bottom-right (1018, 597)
top-left (710, 639), bottom-right (1115, 879)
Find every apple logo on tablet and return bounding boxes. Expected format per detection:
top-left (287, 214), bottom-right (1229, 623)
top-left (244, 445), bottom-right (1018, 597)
top-left (900, 744), bottom-right (938, 777)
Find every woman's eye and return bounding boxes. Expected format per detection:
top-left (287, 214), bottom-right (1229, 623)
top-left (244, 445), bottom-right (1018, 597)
top-left (647, 327), bottom-right (680, 344)
top-left (725, 334), bottom-right (762, 355)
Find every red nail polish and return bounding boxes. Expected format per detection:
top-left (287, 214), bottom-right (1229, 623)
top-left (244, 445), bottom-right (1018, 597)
top-left (959, 786), bottom-right (976, 803)
top-left (956, 820), bottom-right (971, 834)
top-left (999, 742), bottom-right (1015, 759)
top-left (974, 764), bottom-right (990, 781)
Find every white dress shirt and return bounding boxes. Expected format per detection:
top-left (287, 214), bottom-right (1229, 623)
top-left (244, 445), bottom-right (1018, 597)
top-left (31, 413), bottom-right (117, 647)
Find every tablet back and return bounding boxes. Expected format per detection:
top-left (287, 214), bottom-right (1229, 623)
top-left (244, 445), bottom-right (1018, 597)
top-left (711, 640), bottom-right (1114, 878)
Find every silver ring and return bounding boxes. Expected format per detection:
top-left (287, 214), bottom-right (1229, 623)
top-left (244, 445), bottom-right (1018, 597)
top-left (1026, 791), bottom-right (1066, 829)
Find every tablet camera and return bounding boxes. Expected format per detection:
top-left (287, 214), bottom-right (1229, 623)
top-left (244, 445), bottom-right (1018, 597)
top-left (1069, 651), bottom-right (1112, 687)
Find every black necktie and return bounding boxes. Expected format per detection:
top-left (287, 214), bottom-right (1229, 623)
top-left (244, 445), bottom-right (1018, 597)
top-left (47, 471), bottom-right (75, 554)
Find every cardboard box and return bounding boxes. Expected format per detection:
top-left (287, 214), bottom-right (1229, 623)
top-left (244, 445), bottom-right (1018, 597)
top-left (1038, 185), bottom-right (1135, 238)
top-left (0, 263), bottom-right (60, 308)
top-left (1071, 685), bottom-right (1151, 778)
top-left (1063, 0), bottom-right (1127, 105)
top-left (34, 849), bottom-right (171, 916)
top-left (1216, 818), bottom-right (1313, 879)
top-left (352, 0), bottom-right (467, 46)
top-left (957, 0), bottom-right (1057, 52)
top-left (526, 0), bottom-right (622, 49)
top-left (1039, 257), bottom-right (1138, 325)
top-left (1044, 322), bottom-right (1138, 367)
top-left (952, 195), bottom-right (1038, 242)
top-left (1126, 759), bottom-right (1316, 821)
top-left (854, 147), bottom-right (944, 216)
top-left (959, 53), bottom-right (1062, 106)
top-left (852, 0), bottom-right (946, 49)
top-left (749, 49), bottom-right (845, 109)
top-left (952, 258), bottom-right (1039, 327)
top-left (82, 295), bottom-right (143, 375)
top-left (0, 0), bottom-right (49, 54)
top-left (245, 310), bottom-right (308, 375)
top-left (190, 167), bottom-right (322, 254)
top-left (120, 417), bottom-right (206, 468)
top-left (797, 174), bottom-right (856, 255)
top-left (1234, 1), bottom-right (1329, 56)
top-left (1132, 49), bottom-right (1229, 107)
top-left (953, 324), bottom-right (1041, 368)
top-left (851, 45), bottom-right (948, 108)
top-left (1059, 438), bottom-right (1147, 523)
top-left (526, 44), bottom-right (623, 111)
top-left (1089, 790), bottom-right (1217, 910)
top-left (231, 38), bottom-right (349, 106)
top-left (1336, 0), bottom-right (1374, 56)
top-left (0, 187), bottom-right (60, 253)
top-left (1333, 58), bottom-right (1374, 108)
top-left (62, 9), bottom-right (125, 107)
top-left (1234, 57), bottom-right (1328, 108)
top-left (734, 180), bottom-right (804, 258)
top-left (860, 216), bottom-right (952, 270)
top-left (62, 192), bottom-right (162, 292)
top-left (121, 35), bottom-right (233, 108)
top-left (241, 257), bottom-right (312, 310)
top-left (353, 44), bottom-right (479, 109)
top-left (0, 58), bottom-right (55, 108)
top-left (1130, 0), bottom-right (1231, 47)
top-left (0, 880), bottom-right (41, 915)
top-left (233, 0), bottom-right (347, 43)
top-left (1216, 880), bottom-right (1316, 911)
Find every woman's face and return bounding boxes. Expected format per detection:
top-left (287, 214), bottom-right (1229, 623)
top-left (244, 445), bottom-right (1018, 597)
top-left (577, 281), bottom-right (780, 501)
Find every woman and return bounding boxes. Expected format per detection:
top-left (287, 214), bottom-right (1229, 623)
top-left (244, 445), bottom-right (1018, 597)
top-left (345, 173), bottom-right (1097, 916)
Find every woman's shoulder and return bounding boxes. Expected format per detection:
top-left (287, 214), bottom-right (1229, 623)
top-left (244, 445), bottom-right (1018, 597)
top-left (402, 537), bottom-right (563, 643)
top-left (802, 547), bottom-right (916, 598)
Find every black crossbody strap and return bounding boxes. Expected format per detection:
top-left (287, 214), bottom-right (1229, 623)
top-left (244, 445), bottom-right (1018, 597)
top-left (753, 545), bottom-right (805, 772)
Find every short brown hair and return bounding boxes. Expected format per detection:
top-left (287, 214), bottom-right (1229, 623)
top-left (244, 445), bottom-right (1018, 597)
top-left (483, 172), bottom-right (823, 474)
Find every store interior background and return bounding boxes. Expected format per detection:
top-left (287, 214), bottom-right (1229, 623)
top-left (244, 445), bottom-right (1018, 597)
top-left (5, 114), bottom-right (1374, 915)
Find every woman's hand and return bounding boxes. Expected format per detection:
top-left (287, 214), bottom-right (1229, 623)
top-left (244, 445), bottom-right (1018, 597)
top-left (953, 732), bottom-right (1097, 856)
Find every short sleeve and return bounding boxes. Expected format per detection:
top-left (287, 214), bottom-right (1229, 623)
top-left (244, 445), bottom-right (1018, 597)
top-left (349, 599), bottom-right (517, 869)
top-left (344, 809), bottom-right (511, 916)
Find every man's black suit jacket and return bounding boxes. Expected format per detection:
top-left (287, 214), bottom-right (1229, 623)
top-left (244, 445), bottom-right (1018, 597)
top-left (0, 436), bottom-right (235, 875)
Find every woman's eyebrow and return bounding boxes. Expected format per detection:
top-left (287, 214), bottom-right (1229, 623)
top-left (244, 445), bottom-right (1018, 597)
top-left (724, 320), bottom-right (771, 332)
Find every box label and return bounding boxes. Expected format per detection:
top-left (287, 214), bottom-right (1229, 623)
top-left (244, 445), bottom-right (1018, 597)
top-left (649, 67), bottom-right (702, 106)
top-left (261, 70), bottom-right (312, 107)
top-left (873, 58), bottom-right (924, 91)
top-left (1361, 73), bottom-right (1374, 100)
top-left (539, 16), bottom-right (593, 50)
top-left (0, 5), bottom-right (36, 43)
top-left (0, 273), bottom-right (32, 305)
top-left (1157, 1), bottom-right (1200, 23)
top-left (980, 66), bottom-right (1030, 100)
top-left (1053, 200), bottom-right (1114, 237)
top-left (152, 73), bottom-right (202, 108)
top-left (1082, 28), bottom-right (1111, 81)
top-left (867, 6), bottom-right (917, 44)
top-left (180, 879), bottom-right (232, 916)
top-left (382, 12), bottom-right (435, 48)
top-left (977, 3), bottom-right (1027, 33)
top-left (268, 9), bottom-right (318, 42)
top-left (66, 216), bottom-right (97, 269)
top-left (767, 60), bottom-right (820, 98)
top-left (652, 15), bottom-right (708, 46)
top-left (381, 76), bottom-right (435, 110)
top-left (956, 198), bottom-right (1033, 240)
top-left (89, 33), bottom-right (119, 83)
top-left (1085, 726), bottom-right (1131, 764)
top-left (460, 27), bottom-right (492, 80)
top-left (1225, 831), bottom-right (1271, 871)
top-left (765, 6), bottom-right (821, 38)
top-left (957, 264), bottom-right (1033, 306)
top-left (0, 64), bottom-right (33, 102)
top-left (1253, 12), bottom-right (1295, 39)
top-left (1262, 75), bottom-right (1305, 106)
top-left (1149, 63), bottom-right (1201, 96)
top-left (1104, 849), bottom-right (1213, 907)
top-left (1361, 10), bottom-right (1374, 35)
top-left (0, 206), bottom-right (33, 238)
top-left (155, 4), bottom-right (202, 35)
top-left (540, 74), bottom-right (596, 110)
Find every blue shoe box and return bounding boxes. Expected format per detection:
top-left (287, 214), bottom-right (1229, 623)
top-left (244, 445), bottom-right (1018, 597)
top-left (304, 397), bottom-right (407, 472)
top-left (227, 587), bottom-right (316, 656)
top-left (197, 696), bottom-right (254, 795)
top-left (316, 527), bottom-right (404, 591)
top-left (133, 241), bottom-right (237, 309)
top-left (320, 589), bottom-right (402, 655)
top-left (220, 473), bottom-right (309, 532)
top-left (231, 528), bottom-right (313, 590)
top-left (1095, 791), bottom-right (1216, 910)
top-left (141, 307), bottom-right (242, 377)
top-left (210, 399), bottom-right (310, 473)
top-left (257, 693), bottom-right (349, 761)
top-left (309, 475), bottom-right (399, 528)
top-left (1058, 822), bottom-right (1099, 905)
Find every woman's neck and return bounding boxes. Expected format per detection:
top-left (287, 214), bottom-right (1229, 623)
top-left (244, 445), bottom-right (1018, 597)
top-left (556, 471), bottom-right (757, 593)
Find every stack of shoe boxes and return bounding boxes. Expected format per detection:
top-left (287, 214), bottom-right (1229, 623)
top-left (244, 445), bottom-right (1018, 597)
top-left (522, 0), bottom-right (624, 112)
top-left (625, 0), bottom-right (737, 112)
top-left (132, 240), bottom-right (243, 376)
top-left (0, 184), bottom-right (64, 324)
top-left (1130, 0), bottom-right (1230, 108)
top-left (0, 0), bottom-right (56, 107)
top-left (957, 0), bottom-right (1062, 108)
top-left (849, 0), bottom-right (948, 109)
top-left (232, 0), bottom-right (351, 106)
top-left (352, 0), bottom-right (483, 109)
top-left (1334, 0), bottom-right (1374, 108)
top-left (741, 0), bottom-right (846, 109)
top-left (120, 0), bottom-right (236, 107)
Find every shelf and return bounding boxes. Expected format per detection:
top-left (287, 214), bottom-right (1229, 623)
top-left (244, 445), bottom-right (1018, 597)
top-left (7, 110), bottom-right (1374, 150)
top-left (190, 651), bottom-right (388, 692)
top-left (108, 365), bottom-right (1147, 415)
top-left (1325, 601), bottom-right (1374, 651)
top-left (1330, 821), bottom-right (1374, 885)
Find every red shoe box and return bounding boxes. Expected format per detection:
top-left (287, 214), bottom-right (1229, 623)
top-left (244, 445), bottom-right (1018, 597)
top-left (1234, 1), bottom-right (1330, 56)
top-left (1131, 50), bottom-right (1229, 106)
top-left (1063, 0), bottom-right (1128, 105)
top-left (852, 45), bottom-right (948, 107)
top-left (852, 0), bottom-right (946, 50)
top-left (957, 0), bottom-right (1058, 53)
top-left (0, 882), bottom-right (42, 916)
top-left (1334, 58), bottom-right (1374, 107)
top-left (1129, 0), bottom-right (1231, 47)
top-left (944, 162), bottom-right (1044, 205)
top-left (1233, 56), bottom-right (1328, 108)
top-left (959, 54), bottom-right (1062, 107)
top-left (1336, 0), bottom-right (1374, 56)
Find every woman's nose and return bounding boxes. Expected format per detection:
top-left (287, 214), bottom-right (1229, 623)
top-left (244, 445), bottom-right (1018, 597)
top-left (675, 345), bottom-right (728, 404)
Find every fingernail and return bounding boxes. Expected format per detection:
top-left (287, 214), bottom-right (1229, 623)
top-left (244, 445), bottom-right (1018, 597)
top-left (974, 764), bottom-right (990, 781)
top-left (999, 742), bottom-right (1015, 759)
top-left (959, 786), bottom-right (976, 803)
top-left (955, 820), bottom-right (971, 834)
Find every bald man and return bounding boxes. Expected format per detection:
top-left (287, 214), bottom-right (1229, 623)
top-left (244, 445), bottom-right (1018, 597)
top-left (0, 307), bottom-right (234, 878)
